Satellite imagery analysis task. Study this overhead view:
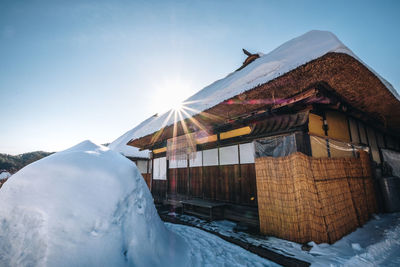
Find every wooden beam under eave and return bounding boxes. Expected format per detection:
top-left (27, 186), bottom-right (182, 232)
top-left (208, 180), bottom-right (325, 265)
top-left (271, 88), bottom-right (318, 110)
top-left (153, 147), bottom-right (167, 154)
top-left (220, 126), bottom-right (252, 140)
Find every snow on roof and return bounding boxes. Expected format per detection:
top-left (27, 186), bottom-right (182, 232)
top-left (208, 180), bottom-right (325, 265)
top-left (109, 117), bottom-right (152, 158)
top-left (114, 30), bottom-right (399, 147)
top-left (108, 140), bottom-right (150, 159)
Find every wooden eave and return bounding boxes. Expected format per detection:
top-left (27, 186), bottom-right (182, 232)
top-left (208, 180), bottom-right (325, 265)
top-left (128, 52), bottom-right (400, 150)
top-left (126, 156), bottom-right (150, 161)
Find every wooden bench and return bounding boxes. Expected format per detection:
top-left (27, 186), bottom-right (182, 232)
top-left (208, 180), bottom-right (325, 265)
top-left (181, 199), bottom-right (226, 221)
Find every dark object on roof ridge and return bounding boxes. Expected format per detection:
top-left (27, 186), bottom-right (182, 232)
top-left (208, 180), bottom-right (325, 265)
top-left (237, 49), bottom-right (260, 71)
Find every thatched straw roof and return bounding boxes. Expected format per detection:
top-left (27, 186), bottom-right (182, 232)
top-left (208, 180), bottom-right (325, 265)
top-left (111, 30), bottom-right (400, 149)
top-left (130, 52), bottom-right (400, 148)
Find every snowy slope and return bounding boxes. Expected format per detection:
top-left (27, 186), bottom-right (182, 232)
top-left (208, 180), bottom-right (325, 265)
top-left (112, 30), bottom-right (399, 147)
top-left (0, 141), bottom-right (188, 267)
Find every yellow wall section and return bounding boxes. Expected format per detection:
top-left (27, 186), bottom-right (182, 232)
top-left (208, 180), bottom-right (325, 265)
top-left (220, 126), bottom-right (252, 140)
top-left (153, 147), bottom-right (167, 154)
top-left (308, 113), bottom-right (325, 136)
top-left (196, 134), bottom-right (218, 144)
top-left (326, 111), bottom-right (350, 142)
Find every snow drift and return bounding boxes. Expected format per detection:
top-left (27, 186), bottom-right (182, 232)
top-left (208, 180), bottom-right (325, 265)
top-left (0, 140), bottom-right (188, 267)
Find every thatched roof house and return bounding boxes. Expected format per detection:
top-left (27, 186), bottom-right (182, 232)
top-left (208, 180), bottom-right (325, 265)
top-left (118, 30), bottom-right (399, 150)
top-left (113, 30), bottom-right (400, 244)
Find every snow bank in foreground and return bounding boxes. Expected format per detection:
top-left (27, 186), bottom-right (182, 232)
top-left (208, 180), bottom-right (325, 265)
top-left (0, 141), bottom-right (188, 267)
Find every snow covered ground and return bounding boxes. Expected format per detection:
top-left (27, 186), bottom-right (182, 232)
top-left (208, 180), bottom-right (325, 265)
top-left (166, 223), bottom-right (278, 266)
top-left (172, 213), bottom-right (400, 266)
top-left (308, 213), bottom-right (400, 266)
top-left (0, 141), bottom-right (276, 267)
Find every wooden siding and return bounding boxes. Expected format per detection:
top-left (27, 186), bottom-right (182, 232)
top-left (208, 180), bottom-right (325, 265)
top-left (203, 166), bottom-right (219, 200)
top-left (156, 163), bottom-right (258, 206)
top-left (142, 173), bottom-right (151, 189)
top-left (326, 111), bottom-right (350, 142)
top-left (151, 180), bottom-right (167, 203)
top-left (189, 167), bottom-right (203, 197)
top-left (309, 113), bottom-right (325, 136)
top-left (217, 165), bottom-right (239, 202)
top-left (240, 164), bottom-right (258, 205)
top-left (168, 168), bottom-right (188, 197)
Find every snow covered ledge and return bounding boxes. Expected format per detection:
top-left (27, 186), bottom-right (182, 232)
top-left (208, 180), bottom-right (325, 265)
top-left (0, 141), bottom-right (189, 267)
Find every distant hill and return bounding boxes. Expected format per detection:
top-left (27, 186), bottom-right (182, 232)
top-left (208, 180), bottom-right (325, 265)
top-left (0, 151), bottom-right (53, 173)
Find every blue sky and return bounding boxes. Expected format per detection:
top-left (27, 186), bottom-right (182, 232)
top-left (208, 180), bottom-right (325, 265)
top-left (1, 0), bottom-right (399, 154)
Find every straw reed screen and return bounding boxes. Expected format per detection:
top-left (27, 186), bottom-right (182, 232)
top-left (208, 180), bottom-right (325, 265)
top-left (255, 151), bottom-right (377, 244)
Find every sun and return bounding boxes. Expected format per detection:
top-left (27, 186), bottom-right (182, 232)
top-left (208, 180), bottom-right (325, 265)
top-left (172, 101), bottom-right (184, 111)
top-left (151, 75), bottom-right (193, 114)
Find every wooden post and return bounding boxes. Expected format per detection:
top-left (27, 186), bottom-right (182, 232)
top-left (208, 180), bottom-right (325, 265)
top-left (187, 154), bottom-right (190, 199)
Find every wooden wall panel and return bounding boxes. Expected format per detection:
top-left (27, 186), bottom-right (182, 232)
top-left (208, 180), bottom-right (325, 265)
top-left (168, 168), bottom-right (188, 196)
top-left (142, 173), bottom-right (151, 189)
top-left (358, 121), bottom-right (368, 145)
top-left (326, 111), bottom-right (350, 142)
top-left (168, 169), bottom-right (177, 196)
top-left (240, 164), bottom-right (258, 206)
top-left (189, 167), bottom-right (203, 198)
top-left (177, 168), bottom-right (188, 196)
top-left (152, 156), bottom-right (257, 205)
top-left (218, 165), bottom-right (239, 202)
top-left (151, 180), bottom-right (167, 202)
top-left (203, 166), bottom-right (219, 200)
top-left (309, 113), bottom-right (325, 136)
top-left (366, 126), bottom-right (381, 163)
top-left (348, 117), bottom-right (360, 144)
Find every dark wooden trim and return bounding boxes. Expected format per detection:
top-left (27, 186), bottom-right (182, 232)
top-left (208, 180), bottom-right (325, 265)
top-left (187, 155), bottom-right (190, 197)
top-left (346, 116), bottom-right (357, 157)
top-left (356, 117), bottom-right (362, 145)
top-left (237, 144), bottom-right (242, 204)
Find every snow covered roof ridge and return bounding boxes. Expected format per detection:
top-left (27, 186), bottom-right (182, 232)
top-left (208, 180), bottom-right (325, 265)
top-left (112, 30), bottom-right (399, 147)
top-left (109, 117), bottom-right (154, 158)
